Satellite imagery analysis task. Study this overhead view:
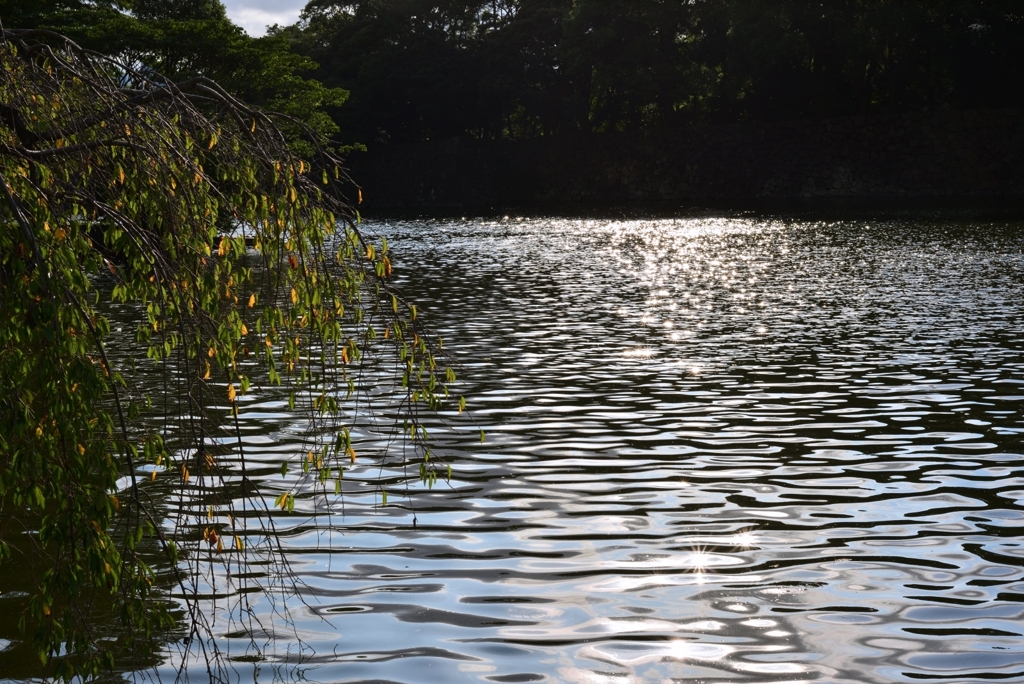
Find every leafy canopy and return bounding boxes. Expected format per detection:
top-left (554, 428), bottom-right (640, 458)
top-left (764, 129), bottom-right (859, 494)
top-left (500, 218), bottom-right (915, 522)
top-left (288, 0), bottom-right (1024, 142)
top-left (1, 0), bottom-right (349, 153)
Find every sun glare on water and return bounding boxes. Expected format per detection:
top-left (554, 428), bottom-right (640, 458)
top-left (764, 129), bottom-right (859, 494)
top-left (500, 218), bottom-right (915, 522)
top-left (622, 346), bottom-right (654, 359)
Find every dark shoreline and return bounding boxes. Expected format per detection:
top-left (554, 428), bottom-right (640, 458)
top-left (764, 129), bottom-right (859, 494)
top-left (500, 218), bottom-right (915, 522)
top-left (348, 108), bottom-right (1024, 215)
top-left (356, 196), bottom-right (1024, 223)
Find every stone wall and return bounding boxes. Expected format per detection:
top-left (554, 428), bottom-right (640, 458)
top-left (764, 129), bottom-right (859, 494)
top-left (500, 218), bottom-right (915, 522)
top-left (346, 109), bottom-right (1024, 208)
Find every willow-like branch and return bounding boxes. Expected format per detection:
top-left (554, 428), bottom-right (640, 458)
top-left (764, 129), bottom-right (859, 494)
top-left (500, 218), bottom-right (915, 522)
top-left (0, 27), bottom-right (463, 683)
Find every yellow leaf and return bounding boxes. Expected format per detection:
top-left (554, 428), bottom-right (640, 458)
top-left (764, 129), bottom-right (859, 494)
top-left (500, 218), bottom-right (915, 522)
top-left (290, 288), bottom-right (298, 304)
top-left (208, 347), bottom-right (215, 357)
top-left (236, 536), bottom-right (244, 550)
top-left (248, 293), bottom-right (256, 308)
top-left (347, 447), bottom-right (356, 464)
top-left (54, 228), bottom-right (66, 241)
top-left (42, 605), bottom-right (50, 616)
top-left (250, 119), bottom-right (256, 133)
top-left (218, 237), bottom-right (228, 257)
top-left (241, 324), bottom-right (248, 336)
top-left (208, 133), bottom-right (217, 149)
top-left (203, 362), bottom-right (210, 380)
top-left (78, 444), bottom-right (85, 455)
top-left (227, 384), bottom-right (236, 402)
top-left (341, 347), bottom-right (349, 364)
top-left (358, 188), bottom-right (363, 204)
top-left (151, 470), bottom-right (157, 482)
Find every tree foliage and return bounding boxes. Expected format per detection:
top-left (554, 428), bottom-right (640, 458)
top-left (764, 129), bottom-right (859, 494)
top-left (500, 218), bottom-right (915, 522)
top-left (0, 28), bottom-right (458, 680)
top-left (1, 0), bottom-right (349, 152)
top-left (288, 0), bottom-right (1024, 143)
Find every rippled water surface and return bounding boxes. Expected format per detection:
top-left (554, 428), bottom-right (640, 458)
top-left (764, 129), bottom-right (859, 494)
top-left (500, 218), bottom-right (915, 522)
top-left (234, 216), bottom-right (1024, 683)
top-left (17, 214), bottom-right (1024, 683)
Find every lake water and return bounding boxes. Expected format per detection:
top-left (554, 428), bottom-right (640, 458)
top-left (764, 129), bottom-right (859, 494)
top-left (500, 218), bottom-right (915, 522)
top-left (8, 213), bottom-right (1024, 683)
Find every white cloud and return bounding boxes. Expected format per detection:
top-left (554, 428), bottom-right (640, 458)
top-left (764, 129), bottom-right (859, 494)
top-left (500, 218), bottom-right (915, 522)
top-left (221, 0), bottom-right (307, 36)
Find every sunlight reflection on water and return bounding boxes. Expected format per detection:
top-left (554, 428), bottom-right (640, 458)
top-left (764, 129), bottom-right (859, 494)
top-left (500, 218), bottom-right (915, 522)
top-left (128, 213), bottom-right (1024, 684)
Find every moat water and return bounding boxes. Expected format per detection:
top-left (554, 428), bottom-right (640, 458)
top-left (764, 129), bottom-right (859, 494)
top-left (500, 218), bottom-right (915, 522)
top-left (7, 212), bottom-right (1024, 683)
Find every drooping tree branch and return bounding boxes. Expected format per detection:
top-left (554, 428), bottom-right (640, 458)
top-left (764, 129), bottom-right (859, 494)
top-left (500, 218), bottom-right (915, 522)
top-left (0, 27), bottom-right (462, 682)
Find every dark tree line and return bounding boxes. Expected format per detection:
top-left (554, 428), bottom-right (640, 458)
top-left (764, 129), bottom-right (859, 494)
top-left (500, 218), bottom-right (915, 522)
top-left (283, 0), bottom-right (1024, 146)
top-left (6, 1), bottom-right (1024, 153)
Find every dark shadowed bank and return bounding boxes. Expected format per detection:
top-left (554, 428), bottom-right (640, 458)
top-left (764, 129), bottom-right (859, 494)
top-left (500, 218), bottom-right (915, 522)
top-left (346, 108), bottom-right (1024, 210)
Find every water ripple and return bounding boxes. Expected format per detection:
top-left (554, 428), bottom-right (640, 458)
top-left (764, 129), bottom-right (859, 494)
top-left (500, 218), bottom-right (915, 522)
top-left (151, 215), bottom-right (1024, 683)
